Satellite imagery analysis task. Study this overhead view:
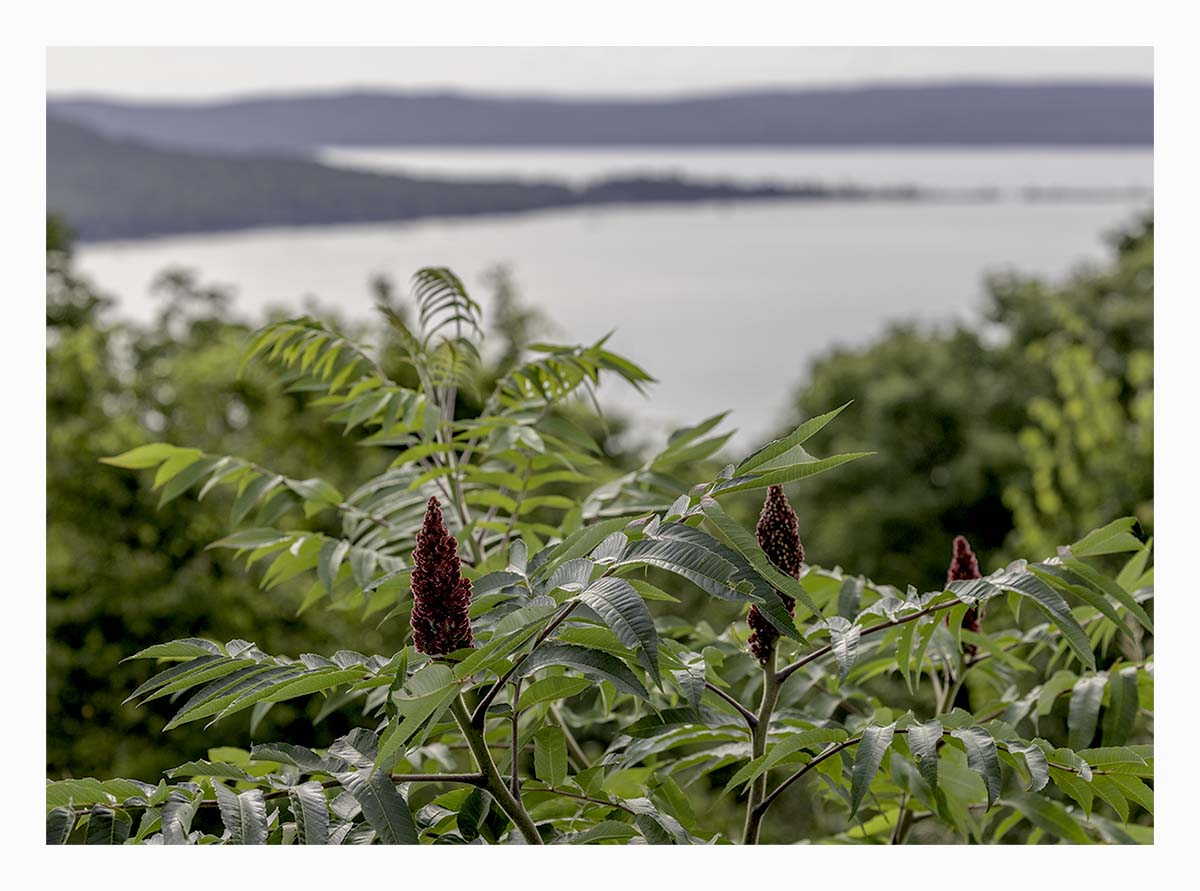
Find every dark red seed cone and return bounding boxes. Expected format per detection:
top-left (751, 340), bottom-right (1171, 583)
top-left (947, 535), bottom-right (980, 584)
top-left (747, 485), bottom-right (804, 664)
top-left (946, 534), bottom-right (984, 656)
top-left (410, 497), bottom-right (474, 656)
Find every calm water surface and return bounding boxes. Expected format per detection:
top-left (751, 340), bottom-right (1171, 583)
top-left (77, 149), bottom-right (1152, 448)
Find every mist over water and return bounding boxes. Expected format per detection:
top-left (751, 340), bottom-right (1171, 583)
top-left (76, 148), bottom-right (1152, 449)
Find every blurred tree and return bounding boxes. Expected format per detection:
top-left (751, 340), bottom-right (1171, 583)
top-left (1000, 222), bottom-right (1153, 556)
top-left (779, 325), bottom-right (1025, 588)
top-left (780, 215), bottom-right (1152, 588)
top-left (484, 263), bottom-right (553, 372)
top-left (47, 234), bottom-right (392, 780)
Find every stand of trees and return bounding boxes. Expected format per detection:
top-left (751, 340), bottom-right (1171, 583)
top-left (778, 216), bottom-right (1152, 587)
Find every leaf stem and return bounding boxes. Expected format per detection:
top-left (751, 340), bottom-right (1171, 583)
top-left (55, 772), bottom-right (486, 816)
top-left (539, 788), bottom-right (636, 815)
top-left (753, 727), bottom-right (1111, 825)
top-left (451, 695), bottom-right (544, 844)
top-left (470, 601), bottom-right (580, 726)
top-left (510, 678), bottom-right (523, 797)
top-left (550, 704), bottom-right (592, 770)
top-left (755, 734), bottom-right (862, 820)
top-left (775, 599), bottom-right (959, 686)
top-left (705, 680), bottom-right (758, 728)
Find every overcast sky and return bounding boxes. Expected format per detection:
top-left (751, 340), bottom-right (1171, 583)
top-left (46, 47), bottom-right (1152, 101)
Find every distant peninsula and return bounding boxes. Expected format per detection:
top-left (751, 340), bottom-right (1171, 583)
top-left (47, 116), bottom-right (1150, 243)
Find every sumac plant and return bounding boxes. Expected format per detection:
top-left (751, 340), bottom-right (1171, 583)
top-left (47, 268), bottom-right (1153, 845)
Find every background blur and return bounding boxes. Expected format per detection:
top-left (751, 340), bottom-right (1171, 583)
top-left (45, 47), bottom-right (1153, 824)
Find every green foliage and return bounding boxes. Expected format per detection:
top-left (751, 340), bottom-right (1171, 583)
top-left (47, 243), bottom-right (391, 780)
top-left (1004, 314), bottom-right (1153, 559)
top-left (45, 230), bottom-right (638, 781)
top-left (48, 261), bottom-right (1152, 844)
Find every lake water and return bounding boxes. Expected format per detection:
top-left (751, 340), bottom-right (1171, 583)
top-left (75, 148), bottom-right (1152, 449)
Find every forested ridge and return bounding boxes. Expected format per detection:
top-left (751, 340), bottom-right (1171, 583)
top-left (50, 82), bottom-right (1152, 154)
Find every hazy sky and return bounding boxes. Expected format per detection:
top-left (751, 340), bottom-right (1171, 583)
top-left (47, 47), bottom-right (1152, 100)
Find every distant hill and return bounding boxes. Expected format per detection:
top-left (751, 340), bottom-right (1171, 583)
top-left (46, 117), bottom-right (569, 240)
top-left (48, 82), bottom-right (1152, 155)
top-left (49, 117), bottom-right (907, 241)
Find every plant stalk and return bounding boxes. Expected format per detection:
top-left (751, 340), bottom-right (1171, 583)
top-left (890, 793), bottom-right (912, 844)
top-left (510, 678), bottom-right (523, 796)
top-left (451, 695), bottom-right (543, 844)
top-left (742, 646), bottom-right (780, 845)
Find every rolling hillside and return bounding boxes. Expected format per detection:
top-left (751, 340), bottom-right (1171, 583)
top-left (49, 82), bottom-right (1153, 156)
top-left (48, 117), bottom-right (887, 241)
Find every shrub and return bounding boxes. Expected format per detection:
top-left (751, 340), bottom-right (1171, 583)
top-left (47, 268), bottom-right (1153, 845)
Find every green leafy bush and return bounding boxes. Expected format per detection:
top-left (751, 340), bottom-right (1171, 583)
top-left (47, 268), bottom-right (1153, 844)
top-left (46, 227), bottom-right (635, 779)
